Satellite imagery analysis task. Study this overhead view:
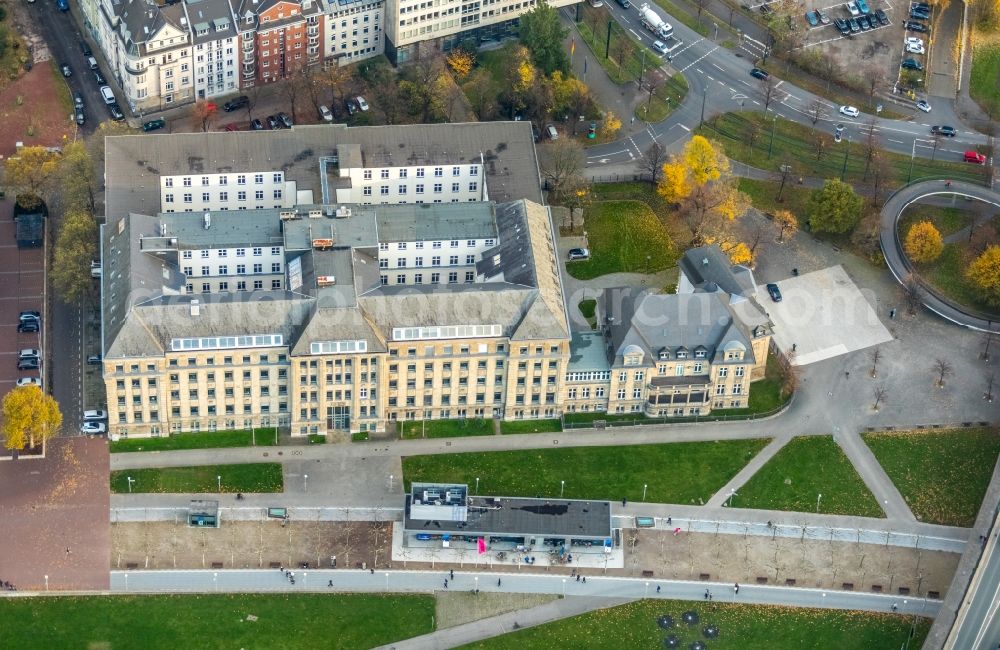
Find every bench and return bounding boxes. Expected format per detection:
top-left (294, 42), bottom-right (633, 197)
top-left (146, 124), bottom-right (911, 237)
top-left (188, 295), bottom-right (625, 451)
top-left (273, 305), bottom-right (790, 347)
top-left (269, 561), bottom-right (282, 569)
top-left (641, 570), bottom-right (655, 578)
top-left (211, 562), bottom-right (224, 569)
top-left (784, 578), bottom-right (796, 586)
top-left (699, 573), bottom-right (711, 581)
top-left (928, 591), bottom-right (940, 599)
top-left (756, 576), bottom-right (768, 585)
top-left (125, 562), bottom-right (139, 570)
top-left (898, 587), bottom-right (910, 595)
top-left (871, 584), bottom-right (883, 593)
top-left (841, 583), bottom-right (854, 591)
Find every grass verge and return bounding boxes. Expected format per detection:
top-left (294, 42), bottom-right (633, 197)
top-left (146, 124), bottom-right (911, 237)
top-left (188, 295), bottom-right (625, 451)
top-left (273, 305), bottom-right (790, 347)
top-left (918, 243), bottom-right (1000, 318)
top-left (970, 39), bottom-right (1000, 117)
top-left (110, 463), bottom-right (284, 493)
top-left (0, 594), bottom-right (434, 650)
top-left (566, 200), bottom-right (678, 280)
top-left (499, 418), bottom-right (563, 434)
top-left (403, 438), bottom-right (770, 504)
top-left (110, 429), bottom-right (279, 453)
top-left (458, 599), bottom-right (929, 649)
top-left (862, 428), bottom-right (1000, 527)
top-left (898, 204), bottom-right (972, 238)
top-left (737, 177), bottom-right (813, 219)
top-left (399, 418), bottom-right (494, 439)
top-left (735, 436), bottom-right (884, 517)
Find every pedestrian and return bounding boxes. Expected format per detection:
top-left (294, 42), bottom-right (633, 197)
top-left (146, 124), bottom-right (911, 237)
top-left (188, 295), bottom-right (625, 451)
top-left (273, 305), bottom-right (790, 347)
top-left (704, 589), bottom-right (709, 600)
top-left (371, 568), bottom-right (375, 575)
top-left (498, 578), bottom-right (502, 587)
top-left (582, 577), bottom-right (586, 583)
top-left (889, 308), bottom-right (896, 320)
top-left (279, 565), bottom-right (284, 573)
top-left (450, 569), bottom-right (454, 579)
top-left (845, 371), bottom-right (850, 379)
top-left (891, 602), bottom-right (898, 612)
top-left (576, 574), bottom-right (580, 582)
top-left (734, 583), bottom-right (740, 594)
top-left (622, 498), bottom-right (627, 507)
top-left (767, 520), bottom-right (772, 528)
top-left (792, 343), bottom-right (797, 352)
top-left (667, 517), bottom-right (672, 525)
top-left (656, 585), bottom-right (661, 593)
top-left (444, 579), bottom-right (449, 588)
top-left (328, 579), bottom-right (333, 587)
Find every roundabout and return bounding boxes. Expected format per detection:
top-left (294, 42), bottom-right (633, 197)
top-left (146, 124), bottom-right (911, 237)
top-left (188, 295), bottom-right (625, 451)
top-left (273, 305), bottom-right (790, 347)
top-left (880, 179), bottom-right (1000, 333)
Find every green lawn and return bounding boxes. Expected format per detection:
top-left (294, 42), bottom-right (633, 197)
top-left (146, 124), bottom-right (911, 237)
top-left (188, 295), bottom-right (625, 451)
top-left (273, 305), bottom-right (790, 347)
top-left (970, 40), bottom-right (1000, 117)
top-left (352, 431), bottom-right (370, 442)
top-left (403, 438), bottom-right (770, 504)
top-left (735, 436), bottom-right (884, 517)
top-left (720, 352), bottom-right (791, 416)
top-left (0, 594), bottom-right (434, 650)
top-left (919, 244), bottom-right (1000, 318)
top-left (635, 74), bottom-right (689, 123)
top-left (863, 428), bottom-right (1000, 527)
top-left (567, 200), bottom-right (678, 280)
top-left (110, 428), bottom-right (279, 453)
top-left (697, 112), bottom-right (989, 188)
top-left (738, 177), bottom-right (813, 221)
top-left (898, 204), bottom-right (973, 238)
top-left (399, 418), bottom-right (494, 439)
top-left (499, 418), bottom-right (563, 434)
top-left (459, 600), bottom-right (929, 649)
top-left (578, 298), bottom-right (597, 328)
top-left (110, 463), bottom-right (284, 494)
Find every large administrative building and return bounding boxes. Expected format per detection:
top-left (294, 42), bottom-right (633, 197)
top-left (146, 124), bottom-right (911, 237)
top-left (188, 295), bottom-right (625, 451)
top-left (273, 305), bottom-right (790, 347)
top-left (100, 122), bottom-right (774, 440)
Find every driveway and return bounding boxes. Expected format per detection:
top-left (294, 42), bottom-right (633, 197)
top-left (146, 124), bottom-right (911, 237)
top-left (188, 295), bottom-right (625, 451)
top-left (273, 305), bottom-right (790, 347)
top-left (765, 265), bottom-right (893, 365)
top-left (0, 200), bottom-right (45, 394)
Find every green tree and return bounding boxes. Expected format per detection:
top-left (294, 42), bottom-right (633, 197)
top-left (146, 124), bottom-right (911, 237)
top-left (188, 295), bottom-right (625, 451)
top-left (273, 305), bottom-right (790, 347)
top-left (58, 141), bottom-right (98, 214)
top-left (2, 385), bottom-right (62, 451)
top-left (50, 210), bottom-right (98, 305)
top-left (518, 0), bottom-right (570, 76)
top-left (805, 179), bottom-right (863, 234)
top-left (4, 146), bottom-right (61, 208)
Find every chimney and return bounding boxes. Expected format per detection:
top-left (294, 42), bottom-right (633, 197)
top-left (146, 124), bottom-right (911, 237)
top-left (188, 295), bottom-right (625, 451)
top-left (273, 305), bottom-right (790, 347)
top-left (701, 257), bottom-right (709, 266)
top-left (190, 299), bottom-right (200, 316)
top-left (204, 213), bottom-right (211, 229)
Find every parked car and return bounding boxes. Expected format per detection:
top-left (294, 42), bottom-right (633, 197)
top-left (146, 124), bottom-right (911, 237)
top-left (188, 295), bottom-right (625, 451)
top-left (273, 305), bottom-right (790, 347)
top-left (142, 118), bottom-right (166, 132)
top-left (19, 349), bottom-right (40, 360)
top-left (909, 9), bottom-right (929, 20)
top-left (839, 105), bottom-right (860, 118)
top-left (75, 106), bottom-right (85, 126)
top-left (223, 95), bottom-right (249, 112)
top-left (57, 0), bottom-right (69, 11)
top-left (356, 96), bottom-right (370, 111)
top-left (845, 1), bottom-right (860, 16)
top-left (875, 8), bottom-right (889, 24)
top-left (79, 41), bottom-right (93, 56)
top-left (931, 125), bottom-right (956, 137)
top-left (760, 3), bottom-right (774, 16)
top-left (80, 422), bottom-right (107, 434)
top-left (99, 85), bottom-right (115, 105)
top-left (905, 20), bottom-right (929, 32)
top-left (16, 377), bottom-right (41, 387)
top-left (87, 56), bottom-right (99, 70)
top-left (87, 354), bottom-right (102, 365)
top-left (915, 99), bottom-right (932, 113)
top-left (848, 17), bottom-right (861, 32)
top-left (108, 103), bottom-right (125, 121)
top-left (567, 248), bottom-right (591, 261)
top-left (83, 410), bottom-right (108, 421)
top-left (906, 42), bottom-right (925, 55)
top-left (817, 9), bottom-right (831, 24)
top-left (345, 99), bottom-right (358, 116)
top-left (277, 111), bottom-right (293, 128)
top-left (17, 358), bottom-right (39, 371)
top-left (546, 124), bottom-right (559, 140)
top-left (865, 13), bottom-right (879, 29)
top-left (805, 10), bottom-right (819, 26)
top-left (19, 311), bottom-right (40, 321)
top-left (857, 15), bottom-right (870, 30)
top-left (905, 36), bottom-right (924, 47)
top-left (766, 283), bottom-right (782, 302)
top-left (266, 115), bottom-right (279, 130)
top-left (319, 105), bottom-right (333, 122)
top-left (93, 70), bottom-right (106, 85)
top-left (250, 118), bottom-right (264, 130)
top-left (964, 150), bottom-right (987, 164)
top-left (17, 320), bottom-right (39, 333)
top-left (750, 67), bottom-right (770, 80)
top-left (901, 58), bottom-right (924, 71)
top-left (834, 17), bottom-right (850, 33)
top-left (223, 122), bottom-right (240, 132)
top-left (73, 91), bottom-right (84, 107)
top-left (61, 63), bottom-right (72, 77)
top-left (856, 0), bottom-right (869, 12)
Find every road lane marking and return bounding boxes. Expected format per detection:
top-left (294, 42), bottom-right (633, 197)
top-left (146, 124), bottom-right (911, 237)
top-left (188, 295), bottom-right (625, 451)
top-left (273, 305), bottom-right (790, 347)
top-left (678, 124), bottom-right (691, 131)
top-left (712, 63), bottom-right (724, 71)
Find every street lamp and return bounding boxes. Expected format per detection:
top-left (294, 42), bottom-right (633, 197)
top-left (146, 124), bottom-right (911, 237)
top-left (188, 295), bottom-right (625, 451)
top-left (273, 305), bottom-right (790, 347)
top-left (124, 573), bottom-right (128, 592)
top-left (385, 572), bottom-right (389, 590)
top-left (44, 575), bottom-right (48, 591)
top-left (728, 489), bottom-right (737, 508)
top-left (474, 576), bottom-right (479, 592)
top-left (645, 581), bottom-right (650, 598)
top-left (213, 572), bottom-right (218, 591)
top-left (816, 493), bottom-right (823, 513)
top-left (700, 87), bottom-right (708, 127)
top-left (562, 578), bottom-right (567, 596)
top-left (561, 480), bottom-right (565, 498)
top-left (304, 474), bottom-right (309, 492)
top-left (642, 484), bottom-right (648, 501)
top-left (476, 477), bottom-right (480, 494)
top-left (217, 475), bottom-right (222, 492)
top-left (127, 476), bottom-right (135, 493)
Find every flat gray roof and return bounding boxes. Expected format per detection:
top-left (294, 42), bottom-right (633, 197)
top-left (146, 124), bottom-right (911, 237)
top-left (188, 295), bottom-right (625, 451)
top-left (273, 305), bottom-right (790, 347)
top-left (568, 331), bottom-right (611, 373)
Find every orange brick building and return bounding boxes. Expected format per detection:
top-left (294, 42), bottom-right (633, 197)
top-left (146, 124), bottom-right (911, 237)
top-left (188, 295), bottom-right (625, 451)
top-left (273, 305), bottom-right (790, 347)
top-left (234, 0), bottom-right (323, 87)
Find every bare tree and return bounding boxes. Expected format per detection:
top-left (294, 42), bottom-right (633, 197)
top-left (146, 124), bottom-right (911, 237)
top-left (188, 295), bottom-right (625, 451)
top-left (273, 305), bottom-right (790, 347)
top-left (932, 358), bottom-right (953, 388)
top-left (694, 0), bottom-right (710, 19)
top-left (872, 385), bottom-right (888, 411)
top-left (869, 347), bottom-right (881, 378)
top-left (776, 163), bottom-right (792, 202)
top-left (983, 330), bottom-right (995, 362)
top-left (244, 85), bottom-right (262, 122)
top-left (866, 65), bottom-right (887, 100)
top-left (610, 36), bottom-right (635, 69)
top-left (760, 74), bottom-right (780, 112)
top-left (986, 372), bottom-right (995, 403)
top-left (930, 132), bottom-right (942, 162)
top-left (280, 74), bottom-right (305, 121)
top-left (902, 273), bottom-right (922, 315)
top-left (640, 141), bottom-right (668, 184)
top-left (539, 138), bottom-right (585, 201)
top-left (806, 99), bottom-right (827, 125)
top-left (862, 118), bottom-right (879, 180)
top-left (814, 132), bottom-right (832, 161)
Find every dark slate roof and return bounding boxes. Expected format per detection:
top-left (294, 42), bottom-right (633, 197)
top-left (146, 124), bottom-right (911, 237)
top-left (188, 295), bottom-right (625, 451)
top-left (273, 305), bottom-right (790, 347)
top-left (679, 244), bottom-right (756, 297)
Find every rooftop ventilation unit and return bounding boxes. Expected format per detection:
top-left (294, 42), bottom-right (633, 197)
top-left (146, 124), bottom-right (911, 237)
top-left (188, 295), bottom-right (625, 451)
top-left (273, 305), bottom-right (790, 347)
top-left (308, 209), bottom-right (322, 219)
top-left (204, 213), bottom-right (211, 229)
top-left (312, 238), bottom-right (334, 250)
top-left (335, 206), bottom-right (351, 218)
top-left (190, 299), bottom-right (200, 316)
top-left (316, 275), bottom-right (335, 287)
top-left (279, 210), bottom-right (299, 221)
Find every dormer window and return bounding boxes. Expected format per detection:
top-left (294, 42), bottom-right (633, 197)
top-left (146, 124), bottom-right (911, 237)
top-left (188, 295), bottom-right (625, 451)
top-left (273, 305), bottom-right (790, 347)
top-left (676, 351), bottom-right (687, 359)
top-left (694, 350), bottom-right (706, 359)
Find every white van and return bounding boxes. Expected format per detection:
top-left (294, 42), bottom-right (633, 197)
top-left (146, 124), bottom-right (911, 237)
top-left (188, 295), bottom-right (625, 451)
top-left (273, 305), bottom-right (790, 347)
top-left (83, 410), bottom-right (108, 421)
top-left (546, 124), bottom-right (559, 140)
top-left (100, 85), bottom-right (115, 105)
top-left (87, 56), bottom-right (98, 70)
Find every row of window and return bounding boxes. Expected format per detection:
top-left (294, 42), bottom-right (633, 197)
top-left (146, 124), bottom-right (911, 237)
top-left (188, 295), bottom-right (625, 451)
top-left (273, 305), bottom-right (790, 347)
top-left (185, 279), bottom-right (282, 293)
top-left (165, 189), bottom-right (282, 203)
top-left (380, 271), bottom-right (475, 285)
top-left (362, 182), bottom-right (476, 196)
top-left (379, 255), bottom-right (477, 268)
top-left (362, 165), bottom-right (479, 180)
top-left (182, 263), bottom-right (282, 276)
top-left (166, 173), bottom-right (281, 188)
top-left (379, 239), bottom-right (490, 251)
top-left (182, 247), bottom-right (279, 259)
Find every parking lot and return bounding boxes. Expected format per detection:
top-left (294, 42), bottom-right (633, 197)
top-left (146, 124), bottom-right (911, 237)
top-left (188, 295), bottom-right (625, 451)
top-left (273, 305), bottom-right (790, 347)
top-left (0, 199), bottom-right (46, 396)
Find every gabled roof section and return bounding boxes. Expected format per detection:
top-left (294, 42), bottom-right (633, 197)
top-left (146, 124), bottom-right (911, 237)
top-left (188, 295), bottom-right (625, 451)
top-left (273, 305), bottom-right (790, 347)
top-left (510, 201), bottom-right (569, 340)
top-left (680, 244), bottom-right (757, 298)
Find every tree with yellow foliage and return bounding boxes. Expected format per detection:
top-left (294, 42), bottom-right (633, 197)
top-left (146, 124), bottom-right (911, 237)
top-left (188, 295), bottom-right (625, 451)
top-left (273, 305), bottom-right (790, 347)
top-left (600, 111), bottom-right (622, 141)
top-left (966, 244), bottom-right (1000, 307)
top-left (726, 242), bottom-right (754, 265)
top-left (2, 385), bottom-right (62, 451)
top-left (657, 135), bottom-right (750, 245)
top-left (772, 209), bottom-right (798, 243)
top-left (903, 220), bottom-right (944, 263)
top-left (4, 146), bottom-right (61, 208)
top-left (446, 49), bottom-right (475, 78)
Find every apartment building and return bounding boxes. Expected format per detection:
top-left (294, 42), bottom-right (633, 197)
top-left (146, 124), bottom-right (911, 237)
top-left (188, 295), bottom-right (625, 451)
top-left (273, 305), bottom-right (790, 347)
top-left (233, 0), bottom-right (324, 88)
top-left (184, 0), bottom-right (240, 99)
top-left (98, 0), bottom-right (197, 112)
top-left (321, 0), bottom-right (384, 64)
top-left (384, 0), bottom-right (577, 64)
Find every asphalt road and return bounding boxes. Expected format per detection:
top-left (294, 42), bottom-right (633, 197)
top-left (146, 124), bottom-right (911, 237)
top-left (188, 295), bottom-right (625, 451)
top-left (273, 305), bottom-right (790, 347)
top-left (948, 515), bottom-right (1000, 650)
top-left (583, 1), bottom-right (988, 169)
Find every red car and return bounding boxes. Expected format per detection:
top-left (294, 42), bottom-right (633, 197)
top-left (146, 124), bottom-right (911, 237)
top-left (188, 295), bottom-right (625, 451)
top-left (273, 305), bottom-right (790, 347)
top-left (964, 151), bottom-right (987, 165)
top-left (223, 123), bottom-right (240, 132)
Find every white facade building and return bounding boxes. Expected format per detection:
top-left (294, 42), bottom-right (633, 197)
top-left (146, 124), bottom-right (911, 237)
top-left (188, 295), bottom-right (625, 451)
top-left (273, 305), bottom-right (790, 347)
top-left (332, 160), bottom-right (487, 205)
top-left (321, 0), bottom-right (384, 64)
top-left (184, 0), bottom-right (240, 100)
top-left (160, 171), bottom-right (297, 212)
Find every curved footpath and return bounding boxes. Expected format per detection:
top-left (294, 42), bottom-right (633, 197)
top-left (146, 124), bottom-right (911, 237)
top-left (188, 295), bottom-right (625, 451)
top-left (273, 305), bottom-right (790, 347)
top-left (880, 180), bottom-right (1000, 333)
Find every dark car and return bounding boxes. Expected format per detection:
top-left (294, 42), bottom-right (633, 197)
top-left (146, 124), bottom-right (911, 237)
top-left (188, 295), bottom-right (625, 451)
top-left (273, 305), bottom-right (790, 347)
top-left (87, 354), bottom-right (102, 365)
top-left (750, 67), bottom-right (770, 80)
top-left (905, 20), bottom-right (929, 32)
top-left (875, 8), bottom-right (889, 24)
top-left (909, 9), bottom-right (929, 20)
top-left (931, 125), bottom-right (956, 137)
top-left (857, 14), bottom-right (870, 30)
top-left (75, 107), bottom-right (85, 126)
top-left (345, 99), bottom-right (358, 116)
top-left (17, 358), bottom-right (40, 371)
top-left (93, 70), bottom-right (107, 85)
top-left (760, 3), bottom-right (774, 16)
top-left (834, 17), bottom-right (850, 34)
top-left (901, 58), bottom-right (924, 71)
top-left (223, 95), bottom-right (249, 112)
top-left (766, 283), bottom-right (782, 302)
top-left (108, 103), bottom-right (125, 121)
top-left (142, 118), bottom-right (166, 132)
top-left (17, 321), bottom-right (39, 333)
top-left (79, 41), bottom-right (93, 56)
top-left (223, 122), bottom-right (240, 132)
top-left (250, 118), bottom-right (264, 130)
top-left (865, 13), bottom-right (879, 28)
top-left (615, 0), bottom-right (630, 7)
top-left (74, 91), bottom-right (84, 107)
top-left (277, 111), bottom-right (293, 128)
top-left (61, 63), bottom-right (72, 77)
top-left (266, 115), bottom-right (279, 129)
top-left (848, 17), bottom-right (861, 32)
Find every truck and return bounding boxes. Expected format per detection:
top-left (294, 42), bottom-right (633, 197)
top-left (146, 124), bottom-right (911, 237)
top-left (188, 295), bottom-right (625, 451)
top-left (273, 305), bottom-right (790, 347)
top-left (639, 3), bottom-right (673, 40)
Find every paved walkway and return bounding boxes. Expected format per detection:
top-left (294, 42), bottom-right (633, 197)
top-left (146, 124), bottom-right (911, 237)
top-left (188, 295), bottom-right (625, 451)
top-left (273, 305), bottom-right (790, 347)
top-left (836, 430), bottom-right (916, 522)
top-left (879, 179), bottom-right (1000, 333)
top-left (704, 433), bottom-right (791, 508)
